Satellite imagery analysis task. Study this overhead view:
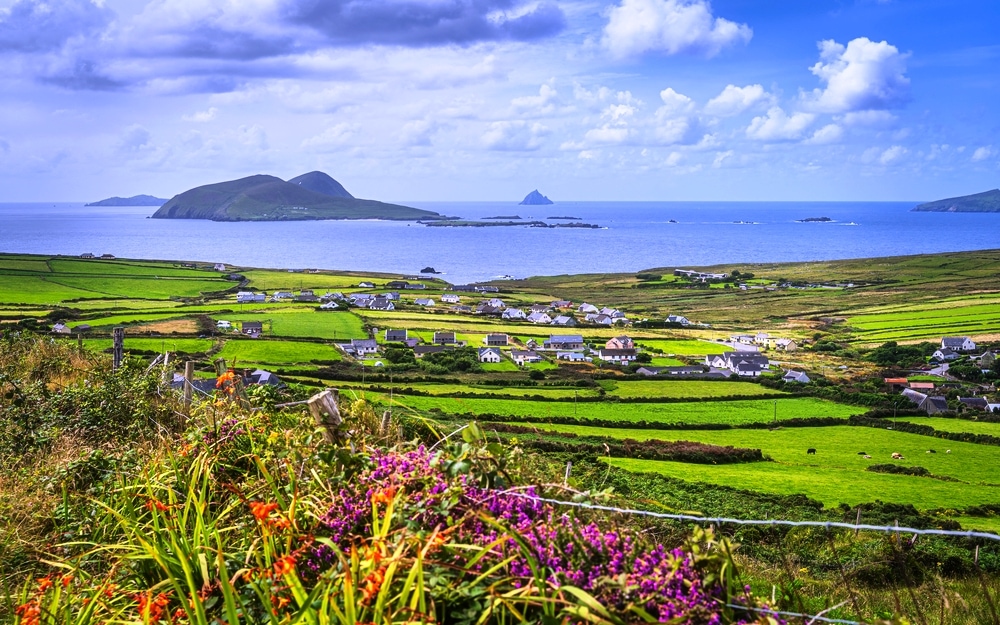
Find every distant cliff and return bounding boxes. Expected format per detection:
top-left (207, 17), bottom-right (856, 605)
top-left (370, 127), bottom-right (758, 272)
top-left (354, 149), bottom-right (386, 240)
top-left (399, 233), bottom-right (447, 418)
top-left (519, 190), bottom-right (554, 205)
top-left (151, 173), bottom-right (443, 222)
top-left (912, 189), bottom-right (1000, 212)
top-left (86, 195), bottom-right (167, 207)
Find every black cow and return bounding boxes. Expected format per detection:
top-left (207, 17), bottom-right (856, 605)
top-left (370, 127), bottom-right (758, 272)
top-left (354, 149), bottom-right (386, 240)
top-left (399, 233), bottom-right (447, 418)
top-left (857, 451), bottom-right (867, 455)
top-left (807, 448), bottom-right (816, 455)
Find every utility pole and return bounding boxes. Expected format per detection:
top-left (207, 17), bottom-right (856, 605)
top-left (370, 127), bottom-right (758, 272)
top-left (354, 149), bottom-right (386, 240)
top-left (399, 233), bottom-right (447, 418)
top-left (773, 399), bottom-right (777, 424)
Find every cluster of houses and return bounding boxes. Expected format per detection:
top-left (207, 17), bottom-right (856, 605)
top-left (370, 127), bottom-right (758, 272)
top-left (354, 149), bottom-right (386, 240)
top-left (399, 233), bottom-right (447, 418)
top-left (932, 336), bottom-right (979, 362)
top-left (727, 333), bottom-right (799, 352)
top-left (889, 337), bottom-right (998, 413)
top-left (79, 253), bottom-right (116, 260)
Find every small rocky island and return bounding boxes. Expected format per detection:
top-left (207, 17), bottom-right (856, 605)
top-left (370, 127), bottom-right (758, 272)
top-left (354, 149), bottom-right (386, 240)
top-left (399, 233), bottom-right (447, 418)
top-left (421, 220), bottom-right (600, 229)
top-left (483, 215), bottom-right (522, 220)
top-left (912, 189), bottom-right (1000, 212)
top-left (797, 217), bottom-right (834, 222)
top-left (151, 171), bottom-right (444, 222)
top-left (86, 195), bottom-right (168, 207)
top-left (519, 190), bottom-right (554, 205)
top-left (420, 266), bottom-right (441, 274)
top-left (547, 216), bottom-right (580, 220)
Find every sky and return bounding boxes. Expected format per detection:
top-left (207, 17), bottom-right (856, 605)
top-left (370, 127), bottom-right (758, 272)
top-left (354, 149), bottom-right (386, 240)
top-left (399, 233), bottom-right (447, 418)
top-left (0, 0), bottom-right (997, 202)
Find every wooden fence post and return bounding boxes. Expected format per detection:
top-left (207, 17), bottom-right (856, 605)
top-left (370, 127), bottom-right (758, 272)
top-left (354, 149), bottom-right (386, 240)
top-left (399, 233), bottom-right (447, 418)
top-left (183, 361), bottom-right (194, 417)
top-left (308, 389), bottom-right (343, 444)
top-left (112, 326), bottom-right (125, 370)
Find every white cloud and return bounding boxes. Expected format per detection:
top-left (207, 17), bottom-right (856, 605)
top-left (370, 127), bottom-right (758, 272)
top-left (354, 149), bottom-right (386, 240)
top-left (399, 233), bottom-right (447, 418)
top-left (804, 124), bottom-right (843, 145)
top-left (511, 83), bottom-right (559, 115)
top-left (300, 123), bottom-right (356, 150)
top-left (481, 120), bottom-right (548, 151)
top-left (182, 107), bottom-right (219, 122)
top-left (972, 146), bottom-right (994, 162)
top-left (804, 37), bottom-right (910, 113)
top-left (712, 150), bottom-right (733, 168)
top-left (704, 84), bottom-right (772, 117)
top-left (400, 120), bottom-right (439, 147)
top-left (657, 87), bottom-right (694, 115)
top-left (652, 88), bottom-right (699, 145)
top-left (118, 124), bottom-right (151, 152)
top-left (602, 0), bottom-right (752, 60)
top-left (873, 145), bottom-right (906, 165)
top-left (745, 107), bottom-right (815, 141)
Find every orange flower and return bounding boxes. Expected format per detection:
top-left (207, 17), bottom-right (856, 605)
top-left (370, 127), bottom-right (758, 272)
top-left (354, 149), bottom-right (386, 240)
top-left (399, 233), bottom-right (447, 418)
top-left (360, 567), bottom-right (386, 604)
top-left (145, 498), bottom-right (170, 513)
top-left (273, 556), bottom-right (296, 577)
top-left (371, 486), bottom-right (397, 506)
top-left (61, 574), bottom-right (73, 588)
top-left (249, 501), bottom-right (279, 522)
top-left (15, 600), bottom-right (41, 625)
top-left (135, 591), bottom-right (171, 623)
top-left (36, 577), bottom-right (53, 592)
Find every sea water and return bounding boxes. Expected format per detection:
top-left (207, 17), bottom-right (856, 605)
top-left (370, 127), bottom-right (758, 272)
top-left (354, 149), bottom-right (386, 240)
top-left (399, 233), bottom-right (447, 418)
top-left (0, 201), bottom-right (997, 284)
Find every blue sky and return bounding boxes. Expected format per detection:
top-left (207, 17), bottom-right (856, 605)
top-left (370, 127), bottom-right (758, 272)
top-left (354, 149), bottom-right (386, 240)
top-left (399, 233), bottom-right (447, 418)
top-left (0, 0), bottom-right (997, 202)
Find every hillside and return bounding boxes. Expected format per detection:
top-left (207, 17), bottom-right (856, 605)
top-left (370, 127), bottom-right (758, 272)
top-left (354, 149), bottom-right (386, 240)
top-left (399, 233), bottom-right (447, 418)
top-left (519, 189), bottom-right (554, 205)
top-left (151, 173), bottom-right (443, 221)
top-left (288, 170), bottom-right (353, 198)
top-left (85, 194), bottom-right (167, 206)
top-left (912, 188), bottom-right (1000, 212)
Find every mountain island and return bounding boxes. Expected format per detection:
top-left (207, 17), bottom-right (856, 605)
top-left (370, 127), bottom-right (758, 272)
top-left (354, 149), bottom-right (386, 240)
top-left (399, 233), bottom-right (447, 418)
top-left (151, 171), bottom-right (444, 222)
top-left (519, 190), bottom-right (554, 205)
top-left (912, 189), bottom-right (1000, 212)
top-left (86, 195), bottom-right (168, 207)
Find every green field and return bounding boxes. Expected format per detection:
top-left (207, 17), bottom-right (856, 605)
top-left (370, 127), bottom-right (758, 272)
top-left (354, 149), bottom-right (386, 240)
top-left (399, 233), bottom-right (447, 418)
top-left (377, 394), bottom-right (859, 425)
top-left (530, 423), bottom-right (1000, 512)
top-left (632, 339), bottom-right (722, 355)
top-left (81, 337), bottom-right (215, 354)
top-left (216, 339), bottom-right (342, 365)
top-left (604, 380), bottom-right (786, 399)
top-left (214, 311), bottom-right (366, 340)
top-left (892, 416), bottom-right (1000, 436)
top-left (847, 296), bottom-right (1000, 343)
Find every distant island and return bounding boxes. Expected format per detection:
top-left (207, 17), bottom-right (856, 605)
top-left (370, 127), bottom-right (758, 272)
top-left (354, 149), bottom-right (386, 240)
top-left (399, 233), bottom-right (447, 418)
top-left (421, 220), bottom-right (600, 229)
top-left (912, 189), bottom-right (1000, 212)
top-left (86, 195), bottom-right (168, 207)
top-left (483, 215), bottom-right (522, 220)
top-left (151, 172), bottom-right (445, 222)
top-left (547, 216), bottom-right (580, 220)
top-left (797, 217), bottom-right (833, 222)
top-left (519, 190), bottom-right (554, 205)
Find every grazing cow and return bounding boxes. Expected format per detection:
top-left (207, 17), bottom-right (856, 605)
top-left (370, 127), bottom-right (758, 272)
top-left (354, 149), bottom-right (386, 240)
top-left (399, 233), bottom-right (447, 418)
top-left (863, 455), bottom-right (872, 459)
top-left (927, 449), bottom-right (937, 454)
top-left (946, 449), bottom-right (952, 454)
top-left (857, 451), bottom-right (868, 455)
top-left (807, 448), bottom-right (817, 455)
top-left (891, 452), bottom-right (904, 460)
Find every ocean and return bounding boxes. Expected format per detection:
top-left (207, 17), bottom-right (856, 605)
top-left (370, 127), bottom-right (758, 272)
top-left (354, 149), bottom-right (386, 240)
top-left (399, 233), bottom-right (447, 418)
top-left (1, 201), bottom-right (997, 284)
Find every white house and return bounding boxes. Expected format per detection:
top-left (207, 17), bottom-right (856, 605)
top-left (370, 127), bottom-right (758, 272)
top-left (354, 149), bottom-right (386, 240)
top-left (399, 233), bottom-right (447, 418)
top-left (705, 352), bottom-right (769, 377)
top-left (754, 333), bottom-right (773, 348)
top-left (237, 291), bottom-right (266, 303)
top-left (216, 320), bottom-right (232, 330)
top-left (597, 349), bottom-right (637, 364)
top-left (666, 314), bottom-right (690, 326)
top-left (783, 370), bottom-right (810, 383)
top-left (214, 263), bottom-right (227, 271)
top-left (414, 298), bottom-right (435, 306)
top-left (774, 338), bottom-right (798, 352)
top-left (550, 315), bottom-right (577, 327)
top-left (606, 336), bottom-right (634, 350)
top-left (586, 313), bottom-right (613, 326)
top-left (578, 303), bottom-right (599, 314)
top-left (319, 301), bottom-right (339, 310)
top-left (478, 347), bottom-right (503, 363)
top-left (544, 334), bottom-right (585, 350)
top-left (358, 281), bottom-right (375, 288)
top-left (527, 312), bottom-right (552, 324)
top-left (730, 334), bottom-right (755, 345)
top-left (51, 323), bottom-right (71, 334)
top-left (933, 348), bottom-right (958, 361)
top-left (441, 294), bottom-right (460, 304)
top-left (502, 308), bottom-right (527, 320)
top-left (482, 298), bottom-right (505, 309)
top-left (942, 337), bottom-right (977, 352)
top-left (511, 350), bottom-right (543, 366)
top-left (557, 351), bottom-right (587, 362)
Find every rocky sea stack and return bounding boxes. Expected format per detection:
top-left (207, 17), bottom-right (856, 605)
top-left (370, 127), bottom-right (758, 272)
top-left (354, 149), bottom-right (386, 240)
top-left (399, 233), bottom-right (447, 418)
top-left (519, 190), bottom-right (554, 205)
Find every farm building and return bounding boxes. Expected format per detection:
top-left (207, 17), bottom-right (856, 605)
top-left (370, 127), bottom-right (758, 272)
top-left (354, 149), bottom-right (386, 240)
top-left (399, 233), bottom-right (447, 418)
top-left (478, 348), bottom-right (503, 363)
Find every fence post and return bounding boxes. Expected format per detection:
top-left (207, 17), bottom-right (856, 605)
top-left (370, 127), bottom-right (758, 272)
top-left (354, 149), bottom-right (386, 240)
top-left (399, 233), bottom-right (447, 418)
top-left (183, 361), bottom-right (194, 417)
top-left (308, 389), bottom-right (343, 444)
top-left (112, 326), bottom-right (125, 370)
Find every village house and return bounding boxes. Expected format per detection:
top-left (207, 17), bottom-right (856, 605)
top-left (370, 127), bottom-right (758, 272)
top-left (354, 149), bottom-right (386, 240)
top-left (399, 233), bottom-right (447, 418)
top-left (383, 292), bottom-right (401, 301)
top-left (414, 345), bottom-right (450, 358)
top-left (730, 334), bottom-right (756, 345)
top-left (216, 320), bottom-right (232, 330)
top-left (705, 352), bottom-right (769, 377)
top-left (481, 298), bottom-right (505, 309)
top-left (475, 285), bottom-right (499, 293)
top-left (527, 312), bottom-right (552, 324)
top-left (484, 334), bottom-right (509, 346)
top-left (478, 347), bottom-right (503, 363)
top-left (386, 281), bottom-right (409, 289)
top-left (452, 305), bottom-right (473, 313)
top-left (960, 397), bottom-right (990, 411)
top-left (557, 351), bottom-right (587, 362)
top-left (921, 396), bottom-right (951, 414)
top-left (511, 350), bottom-right (542, 366)
top-left (72, 324), bottom-right (91, 333)
top-left (674, 269), bottom-right (728, 281)
top-left (385, 329), bottom-right (408, 342)
top-left (414, 298), bottom-right (435, 307)
top-left (271, 291), bottom-right (294, 302)
top-left (441, 294), bottom-right (461, 304)
top-left (214, 263), bottom-right (227, 271)
top-left (754, 333), bottom-right (773, 348)
top-left (80, 252), bottom-right (95, 259)
top-left (932, 348), bottom-right (958, 362)
top-left (297, 290), bottom-right (319, 302)
top-left (476, 304), bottom-right (503, 316)
top-left (343, 338), bottom-right (379, 356)
top-left (606, 336), bottom-right (634, 350)
top-left (637, 366), bottom-right (710, 377)
top-left (358, 281), bottom-right (375, 288)
top-left (597, 349), bottom-right (637, 364)
top-left (783, 370), bottom-right (811, 383)
top-left (586, 313), bottom-right (613, 326)
top-left (349, 293), bottom-right (374, 306)
top-left (544, 334), bottom-right (584, 350)
top-left (551, 300), bottom-right (572, 309)
top-left (237, 291), bottom-right (267, 303)
top-left (942, 336), bottom-right (977, 352)
top-left (578, 303), bottom-right (599, 314)
top-left (502, 308), bottom-right (527, 320)
top-left (550, 315), bottom-right (577, 327)
top-left (666, 314), bottom-right (690, 326)
top-left (241, 321), bottom-right (263, 338)
top-left (319, 301), bottom-right (339, 310)
top-left (433, 331), bottom-right (457, 345)
top-left (369, 297), bottom-right (395, 311)
top-left (51, 323), bottom-right (70, 334)
top-left (525, 339), bottom-right (539, 349)
top-left (774, 338), bottom-right (798, 352)
top-left (404, 283), bottom-right (427, 290)
top-left (321, 292), bottom-right (345, 301)
top-left (100, 254), bottom-right (116, 260)
top-left (600, 307), bottom-right (623, 318)
top-left (530, 304), bottom-right (551, 313)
